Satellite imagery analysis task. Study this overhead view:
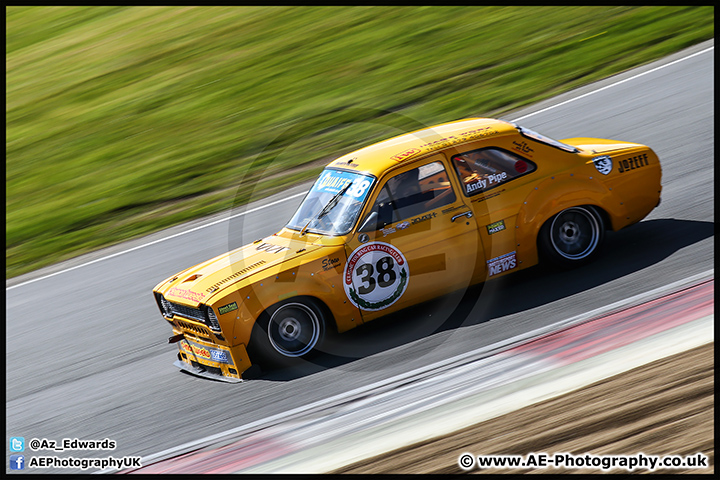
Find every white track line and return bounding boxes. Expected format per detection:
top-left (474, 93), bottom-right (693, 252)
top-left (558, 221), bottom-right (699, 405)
top-left (6, 191), bottom-right (308, 291)
top-left (8, 44), bottom-right (714, 292)
top-left (511, 45), bottom-right (714, 122)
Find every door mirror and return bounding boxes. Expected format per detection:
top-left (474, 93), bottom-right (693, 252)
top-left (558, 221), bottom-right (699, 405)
top-left (358, 211), bottom-right (379, 232)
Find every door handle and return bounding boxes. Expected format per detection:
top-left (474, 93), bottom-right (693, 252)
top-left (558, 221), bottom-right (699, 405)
top-left (451, 211), bottom-right (473, 222)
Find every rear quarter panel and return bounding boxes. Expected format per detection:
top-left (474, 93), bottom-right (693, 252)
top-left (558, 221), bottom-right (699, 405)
top-left (590, 147), bottom-right (662, 230)
top-left (513, 142), bottom-right (660, 267)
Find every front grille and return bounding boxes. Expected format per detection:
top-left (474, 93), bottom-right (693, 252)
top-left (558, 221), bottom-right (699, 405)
top-left (156, 293), bottom-right (222, 334)
top-left (168, 302), bottom-right (205, 322)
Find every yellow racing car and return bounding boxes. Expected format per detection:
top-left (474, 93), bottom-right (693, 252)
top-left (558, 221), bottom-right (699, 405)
top-left (153, 117), bottom-right (661, 382)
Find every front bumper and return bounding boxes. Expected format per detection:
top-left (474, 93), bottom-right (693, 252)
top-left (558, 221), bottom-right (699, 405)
top-left (174, 335), bottom-right (253, 383)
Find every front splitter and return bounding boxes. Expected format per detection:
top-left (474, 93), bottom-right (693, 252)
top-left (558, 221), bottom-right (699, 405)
top-left (174, 360), bottom-right (244, 383)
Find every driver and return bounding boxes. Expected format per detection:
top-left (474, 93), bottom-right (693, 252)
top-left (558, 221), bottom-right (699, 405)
top-left (391, 168), bottom-right (422, 201)
top-left (454, 150), bottom-right (498, 186)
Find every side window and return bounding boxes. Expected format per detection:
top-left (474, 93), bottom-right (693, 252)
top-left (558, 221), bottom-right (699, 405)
top-left (452, 147), bottom-right (536, 196)
top-left (368, 161), bottom-right (456, 229)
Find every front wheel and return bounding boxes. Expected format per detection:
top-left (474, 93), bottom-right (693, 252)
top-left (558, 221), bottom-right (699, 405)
top-left (539, 206), bottom-right (605, 268)
top-left (249, 298), bottom-right (327, 367)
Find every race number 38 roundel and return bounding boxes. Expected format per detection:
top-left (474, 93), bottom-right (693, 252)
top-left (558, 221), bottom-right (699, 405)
top-left (344, 242), bottom-right (409, 311)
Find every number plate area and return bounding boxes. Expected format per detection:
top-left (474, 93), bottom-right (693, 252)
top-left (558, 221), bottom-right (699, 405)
top-left (177, 338), bottom-right (235, 368)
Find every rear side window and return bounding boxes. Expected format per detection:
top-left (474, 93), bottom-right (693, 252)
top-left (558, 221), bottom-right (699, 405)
top-left (451, 147), bottom-right (536, 196)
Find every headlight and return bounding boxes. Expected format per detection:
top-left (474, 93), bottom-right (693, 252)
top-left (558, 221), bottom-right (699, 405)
top-left (161, 297), bottom-right (173, 317)
top-left (156, 294), bottom-right (173, 317)
top-left (206, 307), bottom-right (221, 331)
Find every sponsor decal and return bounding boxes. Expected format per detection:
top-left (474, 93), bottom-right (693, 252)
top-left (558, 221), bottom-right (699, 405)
top-left (322, 257), bottom-right (341, 271)
top-left (391, 126), bottom-right (500, 162)
top-left (441, 205), bottom-right (464, 215)
top-left (167, 287), bottom-right (205, 303)
top-left (467, 181), bottom-right (484, 194)
top-left (416, 127), bottom-right (500, 154)
top-left (458, 126), bottom-right (499, 141)
top-left (472, 188), bottom-right (505, 203)
top-left (218, 302), bottom-right (238, 315)
top-left (317, 171), bottom-right (353, 192)
top-left (180, 340), bottom-right (233, 365)
top-left (411, 212), bottom-right (437, 225)
top-left (514, 160), bottom-right (528, 173)
top-left (334, 156), bottom-right (360, 167)
top-left (592, 155), bottom-right (613, 175)
top-left (466, 171), bottom-right (509, 194)
top-left (487, 171), bottom-right (508, 184)
top-left (512, 140), bottom-right (534, 156)
top-left (486, 220), bottom-right (506, 235)
top-left (487, 251), bottom-right (517, 277)
top-left (617, 153), bottom-right (649, 173)
top-left (313, 170), bottom-right (373, 203)
top-left (396, 221), bottom-right (410, 230)
top-left (381, 227), bottom-right (396, 237)
top-left (391, 148), bottom-right (421, 162)
top-left (180, 341), bottom-right (211, 360)
top-left (344, 242), bottom-right (409, 311)
top-left (256, 242), bottom-right (291, 254)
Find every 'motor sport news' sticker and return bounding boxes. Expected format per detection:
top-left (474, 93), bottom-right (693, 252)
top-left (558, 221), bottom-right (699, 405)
top-left (487, 251), bottom-right (517, 277)
top-left (344, 242), bottom-right (409, 311)
top-left (592, 155), bottom-right (613, 175)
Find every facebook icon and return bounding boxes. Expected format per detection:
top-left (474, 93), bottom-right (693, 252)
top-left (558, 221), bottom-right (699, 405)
top-left (10, 455), bottom-right (25, 470)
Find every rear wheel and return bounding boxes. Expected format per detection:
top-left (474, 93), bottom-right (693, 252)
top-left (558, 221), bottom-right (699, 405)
top-left (250, 298), bottom-right (327, 367)
top-left (539, 206), bottom-right (605, 267)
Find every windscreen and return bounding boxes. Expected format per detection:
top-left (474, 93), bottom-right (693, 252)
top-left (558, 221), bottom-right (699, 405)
top-left (286, 169), bottom-right (375, 236)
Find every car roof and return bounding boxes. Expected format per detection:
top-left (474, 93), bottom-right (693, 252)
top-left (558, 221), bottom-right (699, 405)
top-left (326, 117), bottom-right (518, 177)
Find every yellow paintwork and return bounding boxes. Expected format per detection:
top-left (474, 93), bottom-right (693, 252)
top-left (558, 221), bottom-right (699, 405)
top-left (153, 117), bottom-right (661, 381)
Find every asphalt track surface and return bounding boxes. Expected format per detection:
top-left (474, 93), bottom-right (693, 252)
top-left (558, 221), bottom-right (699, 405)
top-left (5, 40), bottom-right (714, 473)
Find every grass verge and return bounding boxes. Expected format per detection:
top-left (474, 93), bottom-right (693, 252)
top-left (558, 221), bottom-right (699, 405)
top-left (6, 6), bottom-right (714, 278)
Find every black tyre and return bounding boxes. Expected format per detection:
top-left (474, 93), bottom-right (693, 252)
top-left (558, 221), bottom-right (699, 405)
top-left (539, 206), bottom-right (605, 267)
top-left (250, 298), bottom-right (327, 367)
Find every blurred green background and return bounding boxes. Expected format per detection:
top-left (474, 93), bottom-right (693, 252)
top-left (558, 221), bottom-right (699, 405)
top-left (6, 6), bottom-right (714, 278)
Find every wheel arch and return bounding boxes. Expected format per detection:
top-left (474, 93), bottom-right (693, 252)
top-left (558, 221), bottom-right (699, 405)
top-left (515, 176), bottom-right (617, 267)
top-left (245, 293), bottom-right (339, 365)
top-left (250, 294), bottom-right (338, 341)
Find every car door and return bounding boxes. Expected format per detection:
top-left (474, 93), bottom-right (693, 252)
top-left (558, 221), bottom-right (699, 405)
top-left (449, 145), bottom-right (538, 278)
top-left (343, 154), bottom-right (484, 323)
